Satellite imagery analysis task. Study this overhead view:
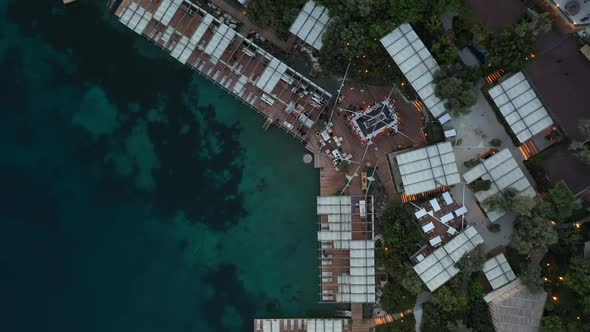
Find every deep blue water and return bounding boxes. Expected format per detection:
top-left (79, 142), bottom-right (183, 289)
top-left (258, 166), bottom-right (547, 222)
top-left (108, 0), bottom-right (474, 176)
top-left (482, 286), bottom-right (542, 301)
top-left (0, 1), bottom-right (331, 331)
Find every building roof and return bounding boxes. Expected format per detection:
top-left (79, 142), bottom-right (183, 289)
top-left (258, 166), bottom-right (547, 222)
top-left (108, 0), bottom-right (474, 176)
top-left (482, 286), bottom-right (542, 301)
top-left (317, 196), bottom-right (375, 303)
top-left (488, 72), bottom-right (554, 144)
top-left (413, 226), bottom-right (484, 291)
top-left (462, 149), bottom-right (536, 222)
top-left (484, 280), bottom-right (547, 332)
top-left (289, 1), bottom-right (331, 50)
top-left (483, 254), bottom-right (516, 290)
top-left (380, 24), bottom-right (447, 118)
top-left (395, 142), bottom-right (460, 196)
top-left (525, 32), bottom-right (590, 142)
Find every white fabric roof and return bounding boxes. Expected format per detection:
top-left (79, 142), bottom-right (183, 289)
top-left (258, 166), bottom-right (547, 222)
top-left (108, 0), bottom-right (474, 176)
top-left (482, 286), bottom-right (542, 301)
top-left (256, 57), bottom-right (289, 94)
top-left (306, 319), bottom-right (346, 332)
top-left (462, 149), bottom-right (536, 222)
top-left (154, 0), bottom-right (182, 26)
top-left (414, 226), bottom-right (484, 291)
top-left (483, 254), bottom-right (516, 290)
top-left (488, 72), bottom-right (553, 143)
top-left (396, 142), bottom-right (460, 195)
top-left (120, 2), bottom-right (153, 35)
top-left (317, 196), bottom-right (352, 214)
top-left (289, 1), bottom-right (331, 50)
top-left (380, 24), bottom-right (447, 118)
top-left (336, 241), bottom-right (376, 303)
top-left (204, 24), bottom-right (237, 61)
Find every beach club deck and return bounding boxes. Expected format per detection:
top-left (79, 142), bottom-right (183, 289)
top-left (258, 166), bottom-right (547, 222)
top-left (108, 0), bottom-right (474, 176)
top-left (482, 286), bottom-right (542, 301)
top-left (115, 0), bottom-right (332, 141)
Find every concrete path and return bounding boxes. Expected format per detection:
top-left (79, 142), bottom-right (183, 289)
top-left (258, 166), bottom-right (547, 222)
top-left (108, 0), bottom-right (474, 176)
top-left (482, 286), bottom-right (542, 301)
top-left (445, 82), bottom-right (539, 251)
top-left (208, 0), bottom-right (294, 52)
top-left (413, 291), bottom-right (432, 332)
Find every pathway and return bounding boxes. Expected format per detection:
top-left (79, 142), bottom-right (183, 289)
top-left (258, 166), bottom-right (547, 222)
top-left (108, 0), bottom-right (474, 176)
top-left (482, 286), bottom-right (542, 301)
top-left (446, 81), bottom-right (538, 251)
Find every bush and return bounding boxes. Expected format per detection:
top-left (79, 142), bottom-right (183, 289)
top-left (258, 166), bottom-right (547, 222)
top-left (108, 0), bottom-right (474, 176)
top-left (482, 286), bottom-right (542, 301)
top-left (489, 138), bottom-right (502, 147)
top-left (434, 65), bottom-right (481, 116)
top-left (464, 158), bottom-right (481, 168)
top-left (381, 282), bottom-right (415, 312)
top-left (487, 223), bottom-right (501, 233)
top-left (471, 179), bottom-right (492, 191)
top-left (337, 160), bottom-right (351, 173)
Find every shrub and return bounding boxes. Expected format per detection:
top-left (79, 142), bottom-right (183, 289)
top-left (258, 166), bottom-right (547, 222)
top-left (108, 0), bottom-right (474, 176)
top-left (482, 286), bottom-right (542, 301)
top-left (464, 158), bottom-right (481, 168)
top-left (489, 138), bottom-right (502, 147)
top-left (487, 223), bottom-right (501, 233)
top-left (471, 179), bottom-right (492, 191)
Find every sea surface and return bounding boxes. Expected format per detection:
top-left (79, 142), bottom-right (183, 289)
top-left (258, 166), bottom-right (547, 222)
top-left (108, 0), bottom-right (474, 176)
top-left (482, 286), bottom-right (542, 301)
top-left (0, 1), bottom-right (331, 331)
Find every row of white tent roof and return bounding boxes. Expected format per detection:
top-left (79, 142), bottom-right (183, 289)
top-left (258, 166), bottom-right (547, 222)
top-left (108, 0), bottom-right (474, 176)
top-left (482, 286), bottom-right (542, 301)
top-left (413, 226), bottom-right (484, 291)
top-left (316, 196), bottom-right (376, 303)
top-left (289, 1), bottom-right (331, 50)
top-left (380, 24), bottom-right (448, 119)
top-left (488, 72), bottom-right (554, 144)
top-left (255, 318), bottom-right (349, 332)
top-left (117, 0), bottom-right (332, 125)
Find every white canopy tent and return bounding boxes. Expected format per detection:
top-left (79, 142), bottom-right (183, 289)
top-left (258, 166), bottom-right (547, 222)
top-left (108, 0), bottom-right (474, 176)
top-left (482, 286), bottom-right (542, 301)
top-left (380, 24), bottom-right (447, 118)
top-left (462, 149), bottom-right (536, 222)
top-left (395, 142), bottom-right (460, 195)
top-left (488, 72), bottom-right (553, 143)
top-left (483, 254), bottom-right (516, 290)
top-left (289, 1), bottom-right (331, 50)
top-left (414, 226), bottom-right (484, 291)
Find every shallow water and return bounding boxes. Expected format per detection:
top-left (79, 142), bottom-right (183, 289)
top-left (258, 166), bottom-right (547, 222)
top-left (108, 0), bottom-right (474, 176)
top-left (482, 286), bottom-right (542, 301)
top-left (0, 1), bottom-right (332, 331)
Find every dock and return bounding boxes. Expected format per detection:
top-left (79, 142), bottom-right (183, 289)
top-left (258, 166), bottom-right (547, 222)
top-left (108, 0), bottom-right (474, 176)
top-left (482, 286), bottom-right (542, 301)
top-left (115, 0), bottom-right (332, 141)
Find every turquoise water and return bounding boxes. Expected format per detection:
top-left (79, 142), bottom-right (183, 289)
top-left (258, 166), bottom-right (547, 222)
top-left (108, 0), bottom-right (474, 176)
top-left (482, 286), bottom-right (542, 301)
top-left (0, 1), bottom-right (331, 330)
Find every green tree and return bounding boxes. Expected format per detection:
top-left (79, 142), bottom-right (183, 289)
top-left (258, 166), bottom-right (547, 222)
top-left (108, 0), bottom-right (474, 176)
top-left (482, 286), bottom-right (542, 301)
top-left (484, 188), bottom-right (536, 216)
top-left (455, 244), bottom-right (486, 290)
top-left (382, 282), bottom-right (415, 312)
top-left (511, 214), bottom-right (558, 256)
top-left (519, 262), bottom-right (544, 292)
top-left (578, 119), bottom-right (590, 139)
top-left (516, 10), bottom-right (553, 37)
top-left (447, 320), bottom-right (473, 332)
top-left (434, 65), bottom-right (480, 116)
top-left (564, 256), bottom-right (590, 315)
top-left (400, 263), bottom-right (424, 295)
top-left (431, 36), bottom-right (459, 64)
top-left (247, 0), bottom-right (307, 37)
top-left (432, 286), bottom-right (469, 313)
top-left (471, 179), bottom-right (492, 191)
top-left (547, 183), bottom-right (581, 222)
top-left (541, 316), bottom-right (565, 332)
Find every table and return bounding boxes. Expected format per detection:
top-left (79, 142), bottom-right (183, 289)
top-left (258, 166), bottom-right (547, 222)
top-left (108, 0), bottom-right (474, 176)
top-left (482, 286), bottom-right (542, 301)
top-left (422, 222), bottom-right (435, 233)
top-left (429, 236), bottom-right (442, 246)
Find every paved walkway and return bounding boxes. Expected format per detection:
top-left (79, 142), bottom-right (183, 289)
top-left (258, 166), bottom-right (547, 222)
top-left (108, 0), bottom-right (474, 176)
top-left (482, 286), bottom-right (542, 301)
top-left (208, 0), bottom-right (294, 52)
top-left (445, 82), bottom-right (538, 251)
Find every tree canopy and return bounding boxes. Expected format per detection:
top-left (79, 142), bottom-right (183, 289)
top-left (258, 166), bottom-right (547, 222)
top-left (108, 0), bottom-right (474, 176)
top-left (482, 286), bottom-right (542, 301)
top-left (434, 65), bottom-right (480, 116)
top-left (482, 10), bottom-right (552, 72)
top-left (564, 256), bottom-right (590, 315)
top-left (247, 0), bottom-right (307, 38)
top-left (511, 213), bottom-right (558, 256)
top-left (315, 0), bottom-right (462, 83)
top-left (484, 188), bottom-right (537, 217)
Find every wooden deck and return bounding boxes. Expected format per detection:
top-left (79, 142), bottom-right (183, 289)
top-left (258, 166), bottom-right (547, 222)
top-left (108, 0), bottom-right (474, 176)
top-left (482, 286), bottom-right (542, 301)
top-left (116, 0), bottom-right (332, 141)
